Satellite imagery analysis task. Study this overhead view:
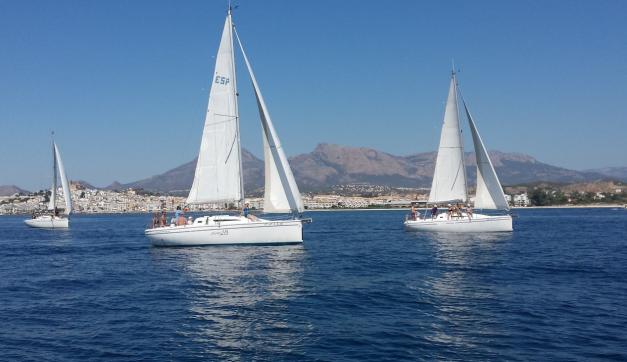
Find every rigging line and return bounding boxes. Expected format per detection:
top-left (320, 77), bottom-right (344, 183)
top-left (450, 160), bottom-right (464, 194)
top-left (224, 122), bottom-right (239, 165)
top-left (205, 115), bottom-right (237, 127)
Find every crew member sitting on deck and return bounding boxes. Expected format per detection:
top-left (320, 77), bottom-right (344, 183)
top-left (242, 203), bottom-right (257, 221)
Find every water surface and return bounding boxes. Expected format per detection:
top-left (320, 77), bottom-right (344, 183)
top-left (1, 209), bottom-right (626, 360)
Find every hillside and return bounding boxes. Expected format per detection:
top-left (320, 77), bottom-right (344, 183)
top-left (108, 143), bottom-right (611, 193)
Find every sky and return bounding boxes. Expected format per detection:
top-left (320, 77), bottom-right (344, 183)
top-left (1, 0), bottom-right (626, 190)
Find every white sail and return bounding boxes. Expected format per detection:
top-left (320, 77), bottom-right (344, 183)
top-left (234, 29), bottom-right (304, 214)
top-left (187, 12), bottom-right (243, 205)
top-left (428, 73), bottom-right (468, 204)
top-left (463, 100), bottom-right (510, 210)
top-left (54, 143), bottom-right (72, 215)
top-left (261, 129), bottom-right (292, 212)
top-left (47, 142), bottom-right (57, 211)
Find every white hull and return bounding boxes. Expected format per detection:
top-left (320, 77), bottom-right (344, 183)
top-left (24, 215), bottom-right (69, 229)
top-left (404, 213), bottom-right (512, 233)
top-left (145, 215), bottom-right (303, 246)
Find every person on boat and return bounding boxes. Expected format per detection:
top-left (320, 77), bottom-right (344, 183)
top-left (152, 212), bottom-right (158, 228)
top-left (177, 208), bottom-right (187, 226)
top-left (410, 204), bottom-right (417, 221)
top-left (242, 203), bottom-right (257, 221)
top-left (160, 209), bottom-right (167, 227)
top-left (54, 207), bottom-right (59, 217)
top-left (174, 206), bottom-right (182, 220)
top-left (431, 204), bottom-right (438, 219)
top-left (447, 204), bottom-right (453, 219)
top-left (466, 204), bottom-right (473, 220)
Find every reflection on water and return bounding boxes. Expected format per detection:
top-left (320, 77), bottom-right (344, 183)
top-left (419, 232), bottom-right (513, 350)
top-left (150, 245), bottom-right (306, 357)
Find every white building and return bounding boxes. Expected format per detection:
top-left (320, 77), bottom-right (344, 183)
top-left (513, 193), bottom-right (530, 207)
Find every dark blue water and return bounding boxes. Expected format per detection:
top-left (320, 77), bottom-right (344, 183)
top-left (1, 208), bottom-right (626, 361)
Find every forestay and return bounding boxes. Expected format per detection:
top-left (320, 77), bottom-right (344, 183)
top-left (54, 143), bottom-right (73, 214)
top-left (234, 29), bottom-right (304, 214)
top-left (428, 73), bottom-right (468, 204)
top-left (463, 101), bottom-right (510, 210)
top-left (187, 12), bottom-right (243, 205)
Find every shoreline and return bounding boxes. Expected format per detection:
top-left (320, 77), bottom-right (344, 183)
top-left (1, 204), bottom-right (624, 217)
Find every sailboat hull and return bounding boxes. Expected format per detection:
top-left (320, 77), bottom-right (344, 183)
top-left (404, 213), bottom-right (512, 233)
top-left (24, 215), bottom-right (69, 229)
top-left (145, 215), bottom-right (303, 246)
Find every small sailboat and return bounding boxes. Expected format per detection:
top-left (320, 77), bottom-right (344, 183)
top-left (405, 70), bottom-right (512, 232)
top-left (145, 8), bottom-right (308, 246)
top-left (25, 137), bottom-right (73, 228)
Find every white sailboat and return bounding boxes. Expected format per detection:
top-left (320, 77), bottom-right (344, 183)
top-left (25, 138), bottom-right (73, 229)
top-left (405, 70), bottom-right (512, 232)
top-left (145, 8), bottom-right (308, 246)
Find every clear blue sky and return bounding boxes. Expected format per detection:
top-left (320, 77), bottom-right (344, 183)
top-left (1, 0), bottom-right (626, 190)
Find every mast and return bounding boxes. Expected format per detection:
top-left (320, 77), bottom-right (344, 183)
top-left (453, 70), bottom-right (469, 203)
top-left (228, 7), bottom-right (245, 205)
top-left (48, 133), bottom-right (57, 211)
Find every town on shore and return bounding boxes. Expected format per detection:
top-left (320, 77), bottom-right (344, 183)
top-left (1, 181), bottom-right (625, 215)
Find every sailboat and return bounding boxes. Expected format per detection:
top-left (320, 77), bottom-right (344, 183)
top-left (25, 138), bottom-right (73, 228)
top-left (145, 8), bottom-right (308, 246)
top-left (404, 70), bottom-right (513, 232)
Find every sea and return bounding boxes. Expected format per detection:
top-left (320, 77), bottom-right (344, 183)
top-left (1, 208), bottom-right (626, 361)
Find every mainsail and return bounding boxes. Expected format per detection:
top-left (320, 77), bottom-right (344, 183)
top-left (234, 29), bottom-right (304, 214)
top-left (187, 11), bottom-right (243, 205)
top-left (463, 100), bottom-right (509, 210)
top-left (428, 72), bottom-right (468, 204)
top-left (54, 143), bottom-right (73, 215)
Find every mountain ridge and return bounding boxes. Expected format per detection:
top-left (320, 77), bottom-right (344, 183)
top-left (103, 143), bottom-right (618, 193)
top-left (4, 144), bottom-right (622, 195)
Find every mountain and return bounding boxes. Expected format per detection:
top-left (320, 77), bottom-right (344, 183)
top-left (584, 167), bottom-right (627, 182)
top-left (71, 180), bottom-right (95, 190)
top-left (110, 143), bottom-right (613, 193)
top-left (116, 149), bottom-right (264, 194)
top-left (291, 144), bottom-right (607, 190)
top-left (0, 185), bottom-right (29, 196)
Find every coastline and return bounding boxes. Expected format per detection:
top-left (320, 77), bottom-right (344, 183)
top-left (2, 204), bottom-right (624, 216)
